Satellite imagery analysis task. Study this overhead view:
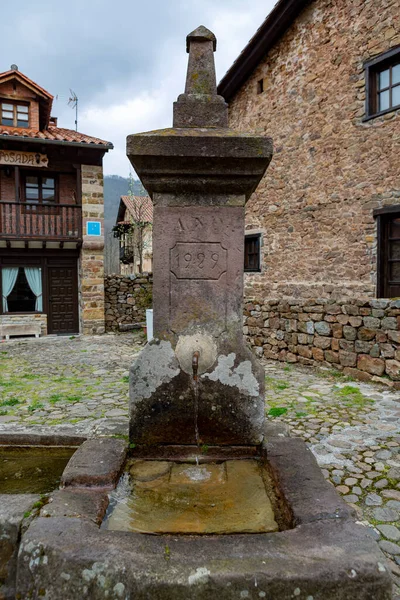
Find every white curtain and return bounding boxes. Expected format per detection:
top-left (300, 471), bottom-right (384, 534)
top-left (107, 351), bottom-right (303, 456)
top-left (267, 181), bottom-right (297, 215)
top-left (1, 267), bottom-right (19, 312)
top-left (24, 267), bottom-right (43, 312)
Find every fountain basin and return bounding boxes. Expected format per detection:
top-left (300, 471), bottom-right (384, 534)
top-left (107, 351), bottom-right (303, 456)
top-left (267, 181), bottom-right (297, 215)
top-left (103, 459), bottom-right (279, 535)
top-left (0, 433), bottom-right (84, 600)
top-left (0, 446), bottom-right (76, 495)
top-left (15, 434), bottom-right (392, 599)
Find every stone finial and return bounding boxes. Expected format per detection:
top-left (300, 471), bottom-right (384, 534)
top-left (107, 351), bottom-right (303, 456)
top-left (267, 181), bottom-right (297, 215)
top-left (186, 26), bottom-right (216, 52)
top-left (173, 26), bottom-right (228, 128)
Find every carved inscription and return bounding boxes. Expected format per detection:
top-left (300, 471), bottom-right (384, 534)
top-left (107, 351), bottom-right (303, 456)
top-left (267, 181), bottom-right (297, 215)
top-left (170, 242), bottom-right (227, 280)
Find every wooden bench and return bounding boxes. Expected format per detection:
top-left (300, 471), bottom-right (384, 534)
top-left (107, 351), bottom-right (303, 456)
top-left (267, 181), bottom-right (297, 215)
top-left (0, 324), bottom-right (41, 340)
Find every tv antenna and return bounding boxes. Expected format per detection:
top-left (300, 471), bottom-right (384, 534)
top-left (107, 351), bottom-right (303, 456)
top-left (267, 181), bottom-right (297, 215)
top-left (68, 89), bottom-right (78, 131)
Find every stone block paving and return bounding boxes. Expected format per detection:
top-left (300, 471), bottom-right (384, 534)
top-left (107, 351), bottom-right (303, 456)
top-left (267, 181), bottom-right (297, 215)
top-left (0, 335), bottom-right (399, 595)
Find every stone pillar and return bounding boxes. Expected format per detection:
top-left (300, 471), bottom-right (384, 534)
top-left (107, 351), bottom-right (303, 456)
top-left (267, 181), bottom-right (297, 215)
top-left (127, 26), bottom-right (272, 447)
top-left (80, 164), bottom-right (105, 335)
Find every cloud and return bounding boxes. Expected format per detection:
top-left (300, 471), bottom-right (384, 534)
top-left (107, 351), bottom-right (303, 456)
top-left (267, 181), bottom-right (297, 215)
top-left (0, 0), bottom-right (276, 175)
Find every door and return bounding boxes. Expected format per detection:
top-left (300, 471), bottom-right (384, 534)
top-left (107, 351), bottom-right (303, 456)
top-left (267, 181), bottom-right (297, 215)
top-left (379, 213), bottom-right (400, 298)
top-left (47, 265), bottom-right (79, 334)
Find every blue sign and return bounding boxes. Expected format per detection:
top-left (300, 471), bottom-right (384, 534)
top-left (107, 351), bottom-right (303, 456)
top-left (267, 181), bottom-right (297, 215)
top-left (86, 221), bottom-right (101, 236)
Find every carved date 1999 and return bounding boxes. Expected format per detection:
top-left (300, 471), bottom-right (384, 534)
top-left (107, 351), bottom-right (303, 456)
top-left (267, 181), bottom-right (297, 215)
top-left (170, 242), bottom-right (227, 280)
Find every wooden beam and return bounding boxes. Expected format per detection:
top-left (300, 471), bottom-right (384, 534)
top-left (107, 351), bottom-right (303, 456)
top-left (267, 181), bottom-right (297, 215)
top-left (74, 164), bottom-right (82, 206)
top-left (59, 241), bottom-right (64, 249)
top-left (14, 166), bottom-right (20, 202)
top-left (24, 241), bottom-right (28, 250)
top-left (42, 241), bottom-right (47, 249)
top-left (6, 240), bottom-right (10, 248)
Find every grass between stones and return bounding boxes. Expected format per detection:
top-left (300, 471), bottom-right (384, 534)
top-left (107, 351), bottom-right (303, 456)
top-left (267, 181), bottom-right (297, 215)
top-left (0, 352), bottom-right (130, 423)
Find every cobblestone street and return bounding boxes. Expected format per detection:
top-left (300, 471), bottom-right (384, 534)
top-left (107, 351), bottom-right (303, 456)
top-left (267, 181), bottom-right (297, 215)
top-left (0, 334), bottom-right (399, 594)
top-left (0, 333), bottom-right (145, 437)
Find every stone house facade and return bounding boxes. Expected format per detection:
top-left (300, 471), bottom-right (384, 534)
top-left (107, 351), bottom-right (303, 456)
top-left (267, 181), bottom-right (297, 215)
top-left (218, 0), bottom-right (400, 380)
top-left (114, 195), bottom-right (153, 275)
top-left (0, 66), bottom-right (112, 337)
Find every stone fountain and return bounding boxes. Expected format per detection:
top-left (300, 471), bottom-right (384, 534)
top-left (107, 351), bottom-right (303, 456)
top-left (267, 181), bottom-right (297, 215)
top-left (12, 27), bottom-right (392, 600)
top-left (127, 25), bottom-right (270, 451)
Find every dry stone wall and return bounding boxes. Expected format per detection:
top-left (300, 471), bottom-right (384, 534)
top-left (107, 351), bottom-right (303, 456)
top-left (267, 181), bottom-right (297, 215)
top-left (244, 297), bottom-right (400, 387)
top-left (104, 274), bottom-right (152, 332)
top-left (105, 276), bottom-right (400, 385)
top-left (228, 0), bottom-right (400, 299)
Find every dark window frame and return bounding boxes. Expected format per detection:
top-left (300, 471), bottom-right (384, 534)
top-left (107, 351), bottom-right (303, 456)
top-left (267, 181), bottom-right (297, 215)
top-left (364, 46), bottom-right (400, 121)
top-left (0, 265), bottom-right (42, 315)
top-left (21, 172), bottom-right (59, 207)
top-left (374, 205), bottom-right (400, 298)
top-left (0, 100), bottom-right (29, 128)
top-left (244, 233), bottom-right (262, 273)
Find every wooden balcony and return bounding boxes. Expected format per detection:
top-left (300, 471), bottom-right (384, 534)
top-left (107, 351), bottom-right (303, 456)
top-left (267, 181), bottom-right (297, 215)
top-left (0, 202), bottom-right (82, 242)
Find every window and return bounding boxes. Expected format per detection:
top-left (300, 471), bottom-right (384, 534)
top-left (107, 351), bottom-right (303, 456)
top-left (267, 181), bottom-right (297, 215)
top-left (1, 102), bottom-right (29, 128)
top-left (244, 234), bottom-right (261, 272)
top-left (23, 175), bottom-right (57, 203)
top-left (374, 206), bottom-right (400, 298)
top-left (365, 47), bottom-right (400, 119)
top-left (1, 267), bottom-right (42, 313)
top-left (257, 78), bottom-right (264, 94)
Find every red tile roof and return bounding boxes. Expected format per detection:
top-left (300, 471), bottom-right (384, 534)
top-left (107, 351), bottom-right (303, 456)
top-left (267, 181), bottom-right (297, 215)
top-left (120, 195), bottom-right (153, 223)
top-left (0, 125), bottom-right (112, 147)
top-left (0, 69), bottom-right (53, 100)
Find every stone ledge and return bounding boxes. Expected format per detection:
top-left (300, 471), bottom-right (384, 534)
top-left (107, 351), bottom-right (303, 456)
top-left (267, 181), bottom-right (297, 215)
top-left (41, 489), bottom-right (109, 525)
top-left (61, 438), bottom-right (128, 489)
top-left (0, 494), bottom-right (40, 600)
top-left (266, 437), bottom-right (354, 526)
top-left (17, 510), bottom-right (391, 599)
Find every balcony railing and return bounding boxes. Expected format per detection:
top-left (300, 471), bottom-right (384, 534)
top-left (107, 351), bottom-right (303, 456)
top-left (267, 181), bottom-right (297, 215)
top-left (0, 202), bottom-right (82, 241)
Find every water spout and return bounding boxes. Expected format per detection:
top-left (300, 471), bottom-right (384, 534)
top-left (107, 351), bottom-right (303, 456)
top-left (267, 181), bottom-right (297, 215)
top-left (192, 351), bottom-right (201, 465)
top-left (192, 350), bottom-right (200, 381)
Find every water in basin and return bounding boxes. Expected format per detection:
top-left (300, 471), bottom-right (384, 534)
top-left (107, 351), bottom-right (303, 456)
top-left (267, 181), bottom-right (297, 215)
top-left (103, 458), bottom-right (279, 535)
top-left (0, 446), bottom-right (76, 494)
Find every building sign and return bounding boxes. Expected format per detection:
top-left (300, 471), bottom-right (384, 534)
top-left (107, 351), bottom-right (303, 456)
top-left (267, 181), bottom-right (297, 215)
top-left (86, 221), bottom-right (101, 236)
top-left (0, 150), bottom-right (48, 168)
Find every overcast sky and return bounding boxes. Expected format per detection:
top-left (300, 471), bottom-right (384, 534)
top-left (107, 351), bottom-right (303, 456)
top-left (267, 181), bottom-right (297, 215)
top-left (0, 0), bottom-right (275, 176)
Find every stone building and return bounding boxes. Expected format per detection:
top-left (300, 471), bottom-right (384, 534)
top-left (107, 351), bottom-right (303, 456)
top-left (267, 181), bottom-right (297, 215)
top-left (114, 195), bottom-right (153, 275)
top-left (218, 0), bottom-right (400, 381)
top-left (0, 66), bottom-right (112, 337)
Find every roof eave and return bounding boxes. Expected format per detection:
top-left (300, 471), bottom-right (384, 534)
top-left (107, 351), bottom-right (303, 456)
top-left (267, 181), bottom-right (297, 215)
top-left (0, 134), bottom-right (113, 151)
top-left (116, 199), bottom-right (127, 223)
top-left (217, 0), bottom-right (311, 102)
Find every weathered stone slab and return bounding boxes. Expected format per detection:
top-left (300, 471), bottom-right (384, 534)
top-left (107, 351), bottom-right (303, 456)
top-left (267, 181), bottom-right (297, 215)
top-left (61, 439), bottom-right (127, 488)
top-left (17, 512), bottom-right (391, 599)
top-left (266, 437), bottom-right (354, 526)
top-left (41, 489), bottom-right (109, 525)
top-left (0, 494), bottom-right (39, 600)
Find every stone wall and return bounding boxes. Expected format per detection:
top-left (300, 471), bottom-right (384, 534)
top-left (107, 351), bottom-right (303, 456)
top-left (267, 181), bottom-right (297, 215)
top-left (244, 297), bottom-right (400, 386)
top-left (228, 0), bottom-right (400, 299)
top-left (0, 313), bottom-right (47, 336)
top-left (102, 275), bottom-right (400, 385)
top-left (80, 165), bottom-right (105, 335)
top-left (104, 274), bottom-right (152, 332)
